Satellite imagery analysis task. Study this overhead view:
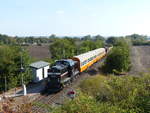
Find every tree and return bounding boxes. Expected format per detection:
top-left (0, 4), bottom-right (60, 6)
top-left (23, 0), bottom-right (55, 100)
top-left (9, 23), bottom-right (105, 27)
top-left (93, 35), bottom-right (105, 41)
top-left (81, 35), bottom-right (91, 41)
top-left (106, 37), bottom-right (118, 45)
top-left (77, 40), bottom-right (104, 54)
top-left (103, 39), bottom-right (131, 74)
top-left (78, 40), bottom-right (95, 54)
top-left (49, 39), bottom-right (76, 60)
top-left (49, 34), bottom-right (56, 39)
top-left (0, 45), bottom-right (31, 92)
top-left (126, 34), bottom-right (147, 45)
top-left (0, 34), bottom-right (16, 45)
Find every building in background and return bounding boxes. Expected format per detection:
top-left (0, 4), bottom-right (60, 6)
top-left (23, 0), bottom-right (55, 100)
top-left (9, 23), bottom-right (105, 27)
top-left (30, 61), bottom-right (50, 83)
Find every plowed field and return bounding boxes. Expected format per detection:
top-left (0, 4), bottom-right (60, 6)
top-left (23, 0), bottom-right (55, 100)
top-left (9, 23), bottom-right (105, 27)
top-left (129, 46), bottom-right (150, 75)
top-left (26, 45), bottom-right (51, 60)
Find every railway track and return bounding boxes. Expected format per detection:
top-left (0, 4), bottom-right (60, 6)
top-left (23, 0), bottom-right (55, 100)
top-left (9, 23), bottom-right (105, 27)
top-left (32, 92), bottom-right (60, 112)
top-left (31, 81), bottom-right (77, 113)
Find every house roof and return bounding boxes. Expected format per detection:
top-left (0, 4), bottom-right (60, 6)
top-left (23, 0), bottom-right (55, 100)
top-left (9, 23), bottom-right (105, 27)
top-left (30, 61), bottom-right (50, 69)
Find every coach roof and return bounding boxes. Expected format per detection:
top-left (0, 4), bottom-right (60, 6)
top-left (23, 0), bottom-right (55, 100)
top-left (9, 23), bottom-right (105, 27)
top-left (73, 48), bottom-right (105, 63)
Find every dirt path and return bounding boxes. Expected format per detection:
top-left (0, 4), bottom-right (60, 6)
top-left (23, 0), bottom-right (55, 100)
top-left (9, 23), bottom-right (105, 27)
top-left (129, 46), bottom-right (150, 75)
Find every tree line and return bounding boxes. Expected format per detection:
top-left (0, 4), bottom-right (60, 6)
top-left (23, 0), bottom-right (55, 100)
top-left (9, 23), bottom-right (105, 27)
top-left (1, 33), bottom-right (149, 46)
top-left (0, 34), bottom-right (105, 45)
top-left (106, 34), bottom-right (150, 46)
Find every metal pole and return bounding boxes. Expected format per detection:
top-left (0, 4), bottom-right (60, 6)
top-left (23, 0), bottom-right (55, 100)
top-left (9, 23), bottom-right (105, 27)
top-left (20, 47), bottom-right (27, 96)
top-left (21, 50), bottom-right (23, 84)
top-left (4, 76), bottom-right (7, 92)
top-left (21, 68), bottom-right (24, 85)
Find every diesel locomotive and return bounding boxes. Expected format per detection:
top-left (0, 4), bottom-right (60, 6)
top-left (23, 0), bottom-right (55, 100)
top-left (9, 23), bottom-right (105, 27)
top-left (46, 47), bottom-right (109, 92)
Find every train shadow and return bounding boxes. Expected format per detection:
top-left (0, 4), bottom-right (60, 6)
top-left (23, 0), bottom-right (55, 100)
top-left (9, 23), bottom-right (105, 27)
top-left (86, 66), bottom-right (105, 76)
top-left (86, 69), bottom-right (98, 76)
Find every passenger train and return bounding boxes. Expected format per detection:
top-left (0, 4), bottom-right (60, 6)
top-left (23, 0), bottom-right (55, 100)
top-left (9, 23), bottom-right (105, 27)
top-left (46, 47), bottom-right (111, 92)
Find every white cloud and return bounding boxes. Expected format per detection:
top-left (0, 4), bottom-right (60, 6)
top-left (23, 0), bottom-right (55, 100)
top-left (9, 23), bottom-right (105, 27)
top-left (56, 10), bottom-right (65, 15)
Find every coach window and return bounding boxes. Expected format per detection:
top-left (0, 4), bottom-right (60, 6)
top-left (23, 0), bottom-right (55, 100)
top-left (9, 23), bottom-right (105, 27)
top-left (85, 60), bottom-right (88, 64)
top-left (83, 60), bottom-right (86, 65)
top-left (82, 61), bottom-right (85, 66)
top-left (83, 61), bottom-right (85, 65)
top-left (90, 57), bottom-right (92, 61)
top-left (82, 62), bottom-right (84, 66)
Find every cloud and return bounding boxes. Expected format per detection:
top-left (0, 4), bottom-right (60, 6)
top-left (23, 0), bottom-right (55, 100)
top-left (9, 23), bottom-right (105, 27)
top-left (56, 10), bottom-right (65, 15)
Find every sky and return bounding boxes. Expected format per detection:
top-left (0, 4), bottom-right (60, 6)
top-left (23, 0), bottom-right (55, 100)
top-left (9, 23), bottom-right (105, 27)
top-left (0, 0), bottom-right (150, 37)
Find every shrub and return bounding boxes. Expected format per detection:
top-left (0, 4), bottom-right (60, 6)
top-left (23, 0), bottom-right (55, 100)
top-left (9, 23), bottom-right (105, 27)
top-left (79, 75), bottom-right (150, 113)
top-left (103, 39), bottom-right (131, 74)
top-left (52, 74), bottom-right (150, 113)
top-left (52, 91), bottom-right (130, 113)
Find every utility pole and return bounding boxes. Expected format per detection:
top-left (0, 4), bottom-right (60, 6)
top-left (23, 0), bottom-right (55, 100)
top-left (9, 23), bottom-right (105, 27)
top-left (20, 48), bottom-right (27, 96)
top-left (21, 52), bottom-right (24, 85)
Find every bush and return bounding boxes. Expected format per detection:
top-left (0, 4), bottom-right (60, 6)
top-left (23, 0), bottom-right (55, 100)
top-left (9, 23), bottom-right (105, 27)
top-left (79, 76), bottom-right (108, 98)
top-left (103, 39), bottom-right (131, 74)
top-left (79, 75), bottom-right (150, 113)
top-left (52, 74), bottom-right (150, 113)
top-left (52, 91), bottom-right (130, 113)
